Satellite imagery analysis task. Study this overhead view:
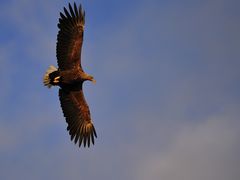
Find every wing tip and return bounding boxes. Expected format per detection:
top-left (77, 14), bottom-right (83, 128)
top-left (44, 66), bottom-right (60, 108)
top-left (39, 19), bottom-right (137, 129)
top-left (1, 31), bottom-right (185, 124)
top-left (58, 2), bottom-right (85, 29)
top-left (69, 122), bottom-right (97, 148)
top-left (61, 2), bottom-right (85, 18)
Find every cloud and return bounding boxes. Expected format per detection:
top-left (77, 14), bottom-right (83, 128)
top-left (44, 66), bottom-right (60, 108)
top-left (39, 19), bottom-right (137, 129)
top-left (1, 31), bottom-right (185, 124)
top-left (137, 107), bottom-right (240, 180)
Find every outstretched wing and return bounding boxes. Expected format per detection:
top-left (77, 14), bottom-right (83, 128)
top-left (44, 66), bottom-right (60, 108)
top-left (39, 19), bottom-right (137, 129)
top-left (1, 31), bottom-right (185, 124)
top-left (59, 88), bottom-right (97, 147)
top-left (57, 3), bottom-right (85, 70)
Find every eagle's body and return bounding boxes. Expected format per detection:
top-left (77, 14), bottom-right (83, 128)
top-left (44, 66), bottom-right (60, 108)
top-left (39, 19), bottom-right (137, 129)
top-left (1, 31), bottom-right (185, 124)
top-left (43, 3), bottom-right (97, 148)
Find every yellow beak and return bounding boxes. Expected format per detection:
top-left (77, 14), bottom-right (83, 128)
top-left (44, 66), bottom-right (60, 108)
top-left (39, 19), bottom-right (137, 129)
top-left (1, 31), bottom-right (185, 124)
top-left (91, 79), bottom-right (96, 84)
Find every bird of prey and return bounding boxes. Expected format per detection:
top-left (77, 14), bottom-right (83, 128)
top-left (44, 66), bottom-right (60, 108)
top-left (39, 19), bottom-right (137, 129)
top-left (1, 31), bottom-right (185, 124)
top-left (43, 2), bottom-right (97, 148)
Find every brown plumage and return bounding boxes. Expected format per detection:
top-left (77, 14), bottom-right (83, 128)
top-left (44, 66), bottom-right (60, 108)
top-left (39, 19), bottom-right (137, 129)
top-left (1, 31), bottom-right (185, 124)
top-left (43, 2), bottom-right (97, 148)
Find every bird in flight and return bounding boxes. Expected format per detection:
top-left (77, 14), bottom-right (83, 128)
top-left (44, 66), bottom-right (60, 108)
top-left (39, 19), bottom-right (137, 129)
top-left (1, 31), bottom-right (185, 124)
top-left (43, 2), bottom-right (97, 148)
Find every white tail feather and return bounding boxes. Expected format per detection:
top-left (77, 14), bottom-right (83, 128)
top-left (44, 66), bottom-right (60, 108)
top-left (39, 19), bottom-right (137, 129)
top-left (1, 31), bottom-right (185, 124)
top-left (43, 65), bottom-right (57, 88)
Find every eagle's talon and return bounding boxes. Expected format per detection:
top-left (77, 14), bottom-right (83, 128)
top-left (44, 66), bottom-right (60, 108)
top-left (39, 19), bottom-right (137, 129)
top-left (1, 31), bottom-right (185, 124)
top-left (53, 76), bottom-right (60, 83)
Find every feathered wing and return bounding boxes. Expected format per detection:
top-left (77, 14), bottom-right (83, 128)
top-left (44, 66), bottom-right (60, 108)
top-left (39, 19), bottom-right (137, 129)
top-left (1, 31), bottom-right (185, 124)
top-left (57, 3), bottom-right (85, 70)
top-left (59, 88), bottom-right (97, 147)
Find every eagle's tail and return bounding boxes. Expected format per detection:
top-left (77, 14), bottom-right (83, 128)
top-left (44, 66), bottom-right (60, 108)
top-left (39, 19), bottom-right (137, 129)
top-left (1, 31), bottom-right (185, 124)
top-left (43, 65), bottom-right (58, 88)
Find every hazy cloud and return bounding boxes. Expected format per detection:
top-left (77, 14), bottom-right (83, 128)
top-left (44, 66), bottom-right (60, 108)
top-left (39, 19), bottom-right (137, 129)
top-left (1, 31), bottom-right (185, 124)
top-left (137, 107), bottom-right (240, 180)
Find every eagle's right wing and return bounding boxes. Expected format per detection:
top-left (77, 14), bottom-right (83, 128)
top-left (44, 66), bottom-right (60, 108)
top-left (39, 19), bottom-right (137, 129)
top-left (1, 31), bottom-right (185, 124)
top-left (59, 88), bottom-right (97, 147)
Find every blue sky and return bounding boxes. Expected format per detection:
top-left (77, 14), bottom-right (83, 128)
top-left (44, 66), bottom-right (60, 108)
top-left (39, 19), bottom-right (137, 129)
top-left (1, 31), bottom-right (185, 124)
top-left (0, 0), bottom-right (240, 179)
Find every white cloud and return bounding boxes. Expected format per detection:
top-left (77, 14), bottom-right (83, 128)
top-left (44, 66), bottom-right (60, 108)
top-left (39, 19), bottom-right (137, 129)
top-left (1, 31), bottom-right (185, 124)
top-left (137, 108), bottom-right (240, 180)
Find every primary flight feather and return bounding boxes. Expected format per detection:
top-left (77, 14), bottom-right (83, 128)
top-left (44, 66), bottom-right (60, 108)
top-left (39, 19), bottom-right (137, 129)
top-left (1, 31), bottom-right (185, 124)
top-left (43, 2), bottom-right (97, 148)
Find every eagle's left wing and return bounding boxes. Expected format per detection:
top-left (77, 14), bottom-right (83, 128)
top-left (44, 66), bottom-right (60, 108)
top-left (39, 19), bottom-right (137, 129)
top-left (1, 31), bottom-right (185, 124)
top-left (56, 3), bottom-right (85, 71)
top-left (59, 88), bottom-right (97, 147)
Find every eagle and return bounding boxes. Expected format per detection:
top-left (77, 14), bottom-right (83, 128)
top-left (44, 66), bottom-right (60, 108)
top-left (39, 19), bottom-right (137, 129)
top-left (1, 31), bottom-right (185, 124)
top-left (43, 2), bottom-right (97, 148)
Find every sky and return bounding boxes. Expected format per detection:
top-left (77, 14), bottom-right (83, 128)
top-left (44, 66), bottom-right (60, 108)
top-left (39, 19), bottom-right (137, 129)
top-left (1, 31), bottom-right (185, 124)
top-left (0, 0), bottom-right (240, 179)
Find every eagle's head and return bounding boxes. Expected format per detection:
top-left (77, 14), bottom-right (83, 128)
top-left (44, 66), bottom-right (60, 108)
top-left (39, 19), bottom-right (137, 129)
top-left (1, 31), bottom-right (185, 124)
top-left (85, 74), bottom-right (96, 84)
